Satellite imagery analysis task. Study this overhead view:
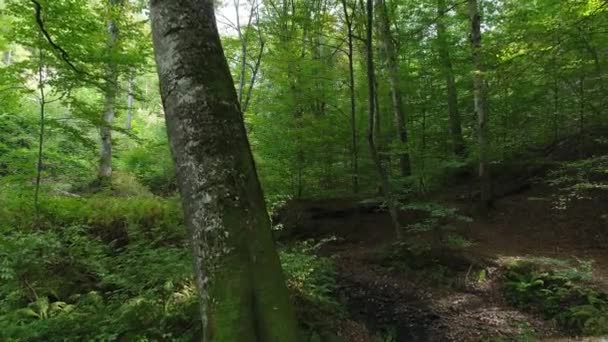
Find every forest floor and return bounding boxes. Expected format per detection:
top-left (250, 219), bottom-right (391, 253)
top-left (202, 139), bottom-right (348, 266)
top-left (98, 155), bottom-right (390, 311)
top-left (280, 179), bottom-right (608, 341)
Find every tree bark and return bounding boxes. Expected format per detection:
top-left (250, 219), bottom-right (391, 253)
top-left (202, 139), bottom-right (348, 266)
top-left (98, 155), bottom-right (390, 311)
top-left (437, 0), bottom-right (465, 156)
top-left (341, 0), bottom-right (359, 194)
top-left (98, 0), bottom-right (121, 183)
top-left (468, 0), bottom-right (491, 211)
top-left (375, 0), bottom-right (410, 177)
top-left (149, 1), bottom-right (300, 341)
top-left (365, 0), bottom-right (401, 239)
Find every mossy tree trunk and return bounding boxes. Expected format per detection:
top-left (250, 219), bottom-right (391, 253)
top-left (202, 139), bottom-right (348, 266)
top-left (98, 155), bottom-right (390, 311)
top-left (149, 1), bottom-right (300, 341)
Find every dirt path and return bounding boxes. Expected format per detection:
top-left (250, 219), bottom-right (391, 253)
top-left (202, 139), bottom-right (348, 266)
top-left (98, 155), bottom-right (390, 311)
top-left (324, 239), bottom-right (554, 341)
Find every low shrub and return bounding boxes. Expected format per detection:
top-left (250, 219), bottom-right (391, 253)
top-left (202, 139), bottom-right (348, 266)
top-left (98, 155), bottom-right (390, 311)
top-left (280, 239), bottom-right (343, 334)
top-left (503, 259), bottom-right (608, 336)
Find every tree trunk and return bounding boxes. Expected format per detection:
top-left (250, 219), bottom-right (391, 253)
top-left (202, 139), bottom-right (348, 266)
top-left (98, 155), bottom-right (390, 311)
top-left (341, 0), bottom-right (359, 194)
top-left (98, 0), bottom-right (121, 184)
top-left (375, 0), bottom-right (410, 177)
top-left (365, 0), bottom-right (401, 239)
top-left (437, 0), bottom-right (465, 156)
top-left (125, 73), bottom-right (134, 129)
top-left (2, 50), bottom-right (12, 65)
top-left (34, 50), bottom-right (45, 214)
top-left (149, 1), bottom-right (300, 341)
top-left (468, 0), bottom-right (491, 211)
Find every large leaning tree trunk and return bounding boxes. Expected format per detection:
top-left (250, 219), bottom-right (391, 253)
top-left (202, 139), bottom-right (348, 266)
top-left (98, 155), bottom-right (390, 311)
top-left (99, 0), bottom-right (122, 183)
top-left (365, 0), bottom-right (401, 239)
top-left (468, 0), bottom-right (492, 211)
top-left (437, 0), bottom-right (465, 157)
top-left (150, 1), bottom-right (300, 341)
top-left (375, 0), bottom-right (410, 177)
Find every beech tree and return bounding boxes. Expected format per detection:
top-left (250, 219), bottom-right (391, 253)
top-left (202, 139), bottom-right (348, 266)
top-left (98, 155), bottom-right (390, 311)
top-left (149, 0), bottom-right (300, 340)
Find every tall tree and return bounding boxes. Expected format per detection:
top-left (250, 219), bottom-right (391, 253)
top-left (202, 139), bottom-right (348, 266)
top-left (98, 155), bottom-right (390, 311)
top-left (468, 0), bottom-right (491, 210)
top-left (34, 49), bottom-right (46, 213)
top-left (375, 0), bottom-right (410, 177)
top-left (436, 0), bottom-right (465, 156)
top-left (149, 0), bottom-right (300, 340)
top-left (341, 0), bottom-right (359, 193)
top-left (98, 0), bottom-right (122, 183)
top-left (365, 0), bottom-right (401, 238)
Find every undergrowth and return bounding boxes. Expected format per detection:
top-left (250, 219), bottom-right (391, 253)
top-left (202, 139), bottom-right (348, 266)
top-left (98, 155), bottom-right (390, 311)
top-left (503, 258), bottom-right (608, 336)
top-left (280, 239), bottom-right (344, 338)
top-left (380, 202), bottom-right (476, 287)
top-left (0, 191), bottom-right (341, 341)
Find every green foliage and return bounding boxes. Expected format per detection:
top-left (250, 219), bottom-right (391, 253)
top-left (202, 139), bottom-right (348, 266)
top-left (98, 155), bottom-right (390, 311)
top-left (503, 259), bottom-right (608, 336)
top-left (0, 191), bottom-right (344, 340)
top-left (0, 193), bottom-right (197, 341)
top-left (549, 154), bottom-right (608, 210)
top-left (400, 202), bottom-right (473, 253)
top-left (377, 202), bottom-right (475, 286)
top-left (280, 240), bottom-right (343, 332)
top-left (0, 0), bottom-right (607, 339)
top-left (122, 144), bottom-right (176, 195)
top-left (120, 121), bottom-right (176, 195)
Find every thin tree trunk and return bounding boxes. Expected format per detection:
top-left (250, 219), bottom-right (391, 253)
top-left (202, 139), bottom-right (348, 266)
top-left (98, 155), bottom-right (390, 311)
top-left (125, 73), bottom-right (134, 129)
top-left (236, 0), bottom-right (256, 108)
top-left (468, 0), bottom-right (491, 211)
top-left (437, 0), bottom-right (465, 156)
top-left (237, 0), bottom-right (264, 114)
top-left (150, 1), bottom-right (300, 341)
top-left (373, 71), bottom-right (381, 143)
top-left (242, 39), bottom-right (264, 113)
top-left (99, 0), bottom-right (121, 184)
top-left (578, 76), bottom-right (585, 156)
top-left (375, 0), bottom-right (410, 177)
top-left (341, 0), bottom-right (359, 194)
top-left (552, 63), bottom-right (560, 143)
top-left (2, 50), bottom-right (12, 65)
top-left (365, 0), bottom-right (401, 239)
top-left (34, 50), bottom-right (45, 214)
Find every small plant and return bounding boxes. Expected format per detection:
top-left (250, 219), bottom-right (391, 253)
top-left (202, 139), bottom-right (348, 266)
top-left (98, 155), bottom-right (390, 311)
top-left (280, 240), bottom-right (339, 309)
top-left (398, 202), bottom-right (473, 254)
top-left (279, 240), bottom-right (342, 333)
top-left (15, 297), bottom-right (75, 321)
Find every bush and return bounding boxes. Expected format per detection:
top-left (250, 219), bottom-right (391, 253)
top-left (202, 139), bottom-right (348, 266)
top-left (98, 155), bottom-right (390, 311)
top-left (503, 259), bottom-right (608, 336)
